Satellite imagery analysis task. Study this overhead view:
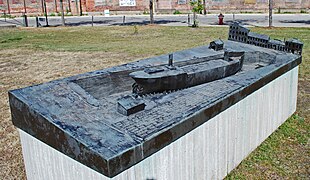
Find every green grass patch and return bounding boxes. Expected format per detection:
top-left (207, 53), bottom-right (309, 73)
top-left (0, 26), bottom-right (227, 56)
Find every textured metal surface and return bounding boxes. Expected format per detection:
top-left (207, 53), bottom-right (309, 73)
top-left (228, 22), bottom-right (303, 54)
top-left (10, 40), bottom-right (301, 177)
top-left (18, 66), bottom-right (299, 179)
top-left (129, 54), bottom-right (243, 95)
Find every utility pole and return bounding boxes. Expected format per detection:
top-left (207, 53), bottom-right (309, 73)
top-left (59, 0), bottom-right (65, 26)
top-left (150, 0), bottom-right (154, 24)
top-left (269, 0), bottom-right (272, 27)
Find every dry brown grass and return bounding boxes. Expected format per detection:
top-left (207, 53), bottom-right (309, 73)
top-left (0, 49), bottom-right (144, 179)
top-left (0, 26), bottom-right (309, 179)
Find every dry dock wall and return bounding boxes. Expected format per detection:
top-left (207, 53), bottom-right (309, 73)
top-left (18, 66), bottom-right (298, 180)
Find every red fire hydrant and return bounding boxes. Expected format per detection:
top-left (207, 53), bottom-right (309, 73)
top-left (218, 13), bottom-right (224, 25)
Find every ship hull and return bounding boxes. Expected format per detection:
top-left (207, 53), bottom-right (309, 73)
top-left (130, 56), bottom-right (244, 95)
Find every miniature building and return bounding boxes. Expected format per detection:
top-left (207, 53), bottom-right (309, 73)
top-left (228, 22), bottom-right (250, 43)
top-left (209, 39), bottom-right (224, 51)
top-left (248, 32), bottom-right (270, 47)
top-left (117, 95), bottom-right (146, 116)
top-left (286, 38), bottom-right (304, 55)
top-left (229, 22), bottom-right (303, 55)
top-left (269, 39), bottom-right (289, 52)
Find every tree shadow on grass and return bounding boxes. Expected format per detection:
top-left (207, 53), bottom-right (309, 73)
top-left (65, 20), bottom-right (114, 26)
top-left (279, 20), bottom-right (310, 25)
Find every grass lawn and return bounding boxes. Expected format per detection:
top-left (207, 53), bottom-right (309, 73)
top-left (0, 26), bottom-right (309, 179)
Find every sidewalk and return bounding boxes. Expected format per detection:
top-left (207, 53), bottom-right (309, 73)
top-left (0, 13), bottom-right (309, 27)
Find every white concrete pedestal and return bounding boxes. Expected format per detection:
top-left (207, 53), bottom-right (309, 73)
top-left (19, 67), bottom-right (298, 180)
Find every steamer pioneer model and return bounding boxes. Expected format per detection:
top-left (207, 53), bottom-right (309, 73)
top-left (130, 51), bottom-right (244, 95)
top-left (116, 50), bottom-right (245, 116)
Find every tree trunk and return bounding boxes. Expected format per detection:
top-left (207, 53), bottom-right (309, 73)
top-left (60, 0), bottom-right (65, 26)
top-left (150, 0), bottom-right (154, 24)
top-left (269, 0), bottom-right (273, 27)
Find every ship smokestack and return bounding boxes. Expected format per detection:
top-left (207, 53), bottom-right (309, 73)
top-left (168, 54), bottom-right (173, 66)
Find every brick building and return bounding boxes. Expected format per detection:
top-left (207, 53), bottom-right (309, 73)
top-left (0, 0), bottom-right (309, 15)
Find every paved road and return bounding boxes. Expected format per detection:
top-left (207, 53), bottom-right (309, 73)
top-left (0, 14), bottom-right (309, 27)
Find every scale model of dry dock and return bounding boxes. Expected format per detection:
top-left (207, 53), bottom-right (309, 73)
top-left (9, 26), bottom-right (303, 179)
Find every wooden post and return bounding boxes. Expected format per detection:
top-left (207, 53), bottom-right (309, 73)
top-left (193, 12), bottom-right (196, 27)
top-left (35, 16), bottom-right (39, 27)
top-left (67, 0), bottom-right (71, 12)
top-left (54, 0), bottom-right (58, 12)
top-left (23, 13), bottom-right (28, 27)
top-left (91, 16), bottom-right (94, 27)
top-left (79, 0), bottom-right (83, 16)
top-left (75, 0), bottom-right (79, 15)
top-left (22, 0), bottom-right (28, 27)
top-left (269, 0), bottom-right (272, 27)
top-left (150, 0), bottom-right (154, 24)
top-left (6, 0), bottom-right (10, 14)
top-left (23, 0), bottom-right (27, 13)
top-left (60, 0), bottom-right (65, 26)
top-left (203, 0), bottom-right (206, 15)
top-left (41, 0), bottom-right (44, 14)
top-left (43, 0), bottom-right (49, 26)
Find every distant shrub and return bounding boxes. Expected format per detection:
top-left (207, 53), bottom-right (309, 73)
top-left (66, 8), bottom-right (71, 14)
top-left (190, 0), bottom-right (203, 28)
top-left (0, 14), bottom-right (14, 18)
top-left (143, 10), bottom-right (149, 15)
top-left (133, 25), bottom-right (138, 34)
top-left (300, 9), bottom-right (307, 13)
top-left (173, 10), bottom-right (181, 15)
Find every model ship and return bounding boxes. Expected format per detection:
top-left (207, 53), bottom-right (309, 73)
top-left (130, 51), bottom-right (244, 95)
top-left (117, 23), bottom-right (304, 116)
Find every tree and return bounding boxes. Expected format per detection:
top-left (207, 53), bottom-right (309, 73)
top-left (190, 0), bottom-right (203, 27)
top-left (269, 0), bottom-right (273, 27)
top-left (60, 0), bottom-right (65, 26)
